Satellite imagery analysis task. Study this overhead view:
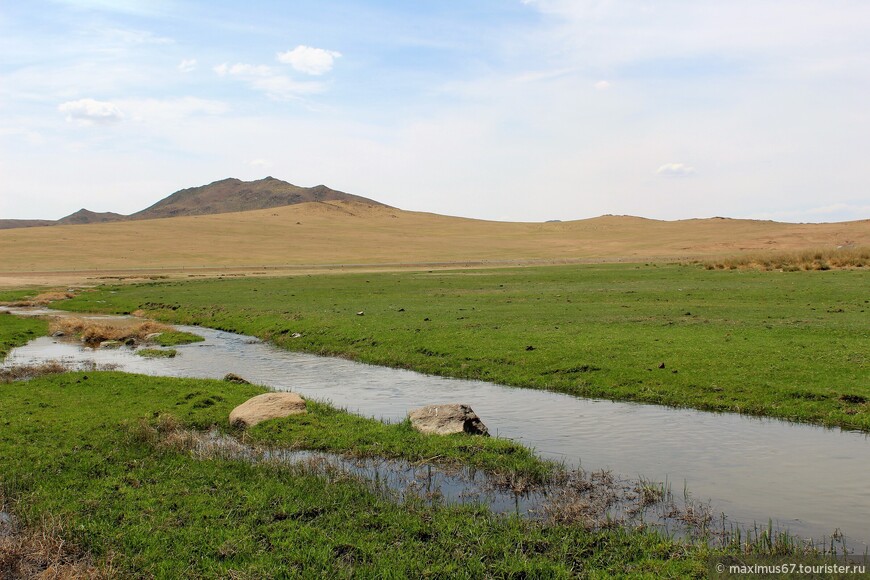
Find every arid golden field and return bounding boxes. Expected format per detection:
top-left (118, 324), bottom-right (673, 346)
top-left (1, 199), bottom-right (867, 287)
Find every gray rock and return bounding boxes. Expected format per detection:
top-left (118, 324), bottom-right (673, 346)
top-left (224, 373), bottom-right (250, 384)
top-left (0, 511), bottom-right (16, 538)
top-left (98, 340), bottom-right (122, 349)
top-left (408, 404), bottom-right (489, 436)
top-left (229, 392), bottom-right (307, 428)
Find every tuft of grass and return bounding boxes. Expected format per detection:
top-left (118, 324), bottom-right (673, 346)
top-left (701, 247), bottom-right (870, 271)
top-left (149, 330), bottom-right (204, 346)
top-left (50, 317), bottom-right (172, 346)
top-left (0, 290), bottom-right (75, 307)
top-left (0, 361), bottom-right (70, 382)
top-left (135, 348), bottom-right (177, 359)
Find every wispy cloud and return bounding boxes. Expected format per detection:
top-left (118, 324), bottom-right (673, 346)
top-left (276, 45), bottom-right (342, 76)
top-left (656, 163), bottom-right (696, 177)
top-left (58, 98), bottom-right (124, 125)
top-left (177, 59), bottom-right (197, 73)
top-left (213, 62), bottom-right (323, 100)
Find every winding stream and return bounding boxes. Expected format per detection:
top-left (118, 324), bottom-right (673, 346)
top-left (2, 307), bottom-right (868, 551)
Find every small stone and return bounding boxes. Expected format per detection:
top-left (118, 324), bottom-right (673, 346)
top-left (98, 340), bottom-right (122, 349)
top-left (224, 373), bottom-right (250, 384)
top-left (356, 311), bottom-right (365, 316)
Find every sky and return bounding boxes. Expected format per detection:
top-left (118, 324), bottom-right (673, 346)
top-left (1, 0), bottom-right (869, 223)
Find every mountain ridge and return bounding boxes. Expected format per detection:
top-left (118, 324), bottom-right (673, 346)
top-left (0, 177), bottom-right (385, 229)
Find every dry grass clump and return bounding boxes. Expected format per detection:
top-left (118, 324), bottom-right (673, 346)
top-left (0, 361), bottom-right (119, 383)
top-left (0, 519), bottom-right (108, 579)
top-left (50, 317), bottom-right (172, 346)
top-left (0, 489), bottom-right (110, 579)
top-left (0, 362), bottom-right (69, 383)
top-left (702, 247), bottom-right (870, 271)
top-left (3, 291), bottom-right (75, 307)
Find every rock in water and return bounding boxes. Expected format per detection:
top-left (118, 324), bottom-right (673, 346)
top-left (408, 404), bottom-right (489, 436)
top-left (229, 392), bottom-right (307, 428)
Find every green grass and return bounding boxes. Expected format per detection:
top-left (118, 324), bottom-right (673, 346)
top-left (150, 330), bottom-right (204, 346)
top-left (56, 263), bottom-right (870, 431)
top-left (0, 289), bottom-right (39, 303)
top-left (250, 400), bottom-right (554, 484)
top-left (0, 313), bottom-right (47, 358)
top-left (0, 288), bottom-right (841, 576)
top-left (0, 371), bottom-right (710, 577)
top-left (136, 348), bottom-right (177, 358)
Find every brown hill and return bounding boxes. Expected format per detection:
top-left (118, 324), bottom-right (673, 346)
top-left (0, 177), bottom-right (385, 230)
top-left (129, 177), bottom-right (386, 220)
top-left (57, 209), bottom-right (128, 226)
top-left (0, 219), bottom-right (55, 230)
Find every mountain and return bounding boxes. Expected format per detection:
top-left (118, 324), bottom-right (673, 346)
top-left (130, 177), bottom-right (385, 220)
top-left (57, 209), bottom-right (128, 226)
top-left (0, 177), bottom-right (385, 229)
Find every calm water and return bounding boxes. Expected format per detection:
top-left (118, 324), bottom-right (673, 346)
top-left (3, 308), bottom-right (868, 551)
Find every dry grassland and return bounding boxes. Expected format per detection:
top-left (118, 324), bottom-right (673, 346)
top-left (1, 200), bottom-right (867, 287)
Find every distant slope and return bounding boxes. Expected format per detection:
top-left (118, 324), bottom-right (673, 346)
top-left (1, 200), bottom-right (867, 274)
top-left (0, 219), bottom-right (56, 230)
top-left (0, 177), bottom-right (385, 229)
top-left (130, 177), bottom-right (386, 220)
top-left (57, 209), bottom-right (128, 226)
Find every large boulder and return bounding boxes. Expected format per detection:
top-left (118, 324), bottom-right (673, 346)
top-left (229, 392), bottom-right (307, 428)
top-left (408, 404), bottom-right (489, 436)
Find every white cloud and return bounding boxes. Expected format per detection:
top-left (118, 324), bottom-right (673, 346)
top-left (276, 45), bottom-right (342, 75)
top-left (178, 59), bottom-right (197, 73)
top-left (119, 97), bottom-right (229, 122)
top-left (214, 63), bottom-right (271, 77)
top-left (58, 98), bottom-right (124, 125)
top-left (213, 62), bottom-right (323, 100)
top-left (249, 158), bottom-right (272, 168)
top-left (656, 163), bottom-right (696, 177)
top-left (594, 80), bottom-right (610, 90)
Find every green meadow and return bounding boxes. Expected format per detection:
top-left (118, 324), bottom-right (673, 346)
top-left (58, 263), bottom-right (870, 430)
top-left (0, 355), bottom-right (707, 577)
top-left (2, 263), bottom-right (866, 575)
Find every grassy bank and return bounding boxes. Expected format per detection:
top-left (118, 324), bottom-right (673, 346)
top-left (55, 263), bottom-right (869, 431)
top-left (2, 370), bottom-right (715, 577)
top-left (0, 313), bottom-right (46, 358)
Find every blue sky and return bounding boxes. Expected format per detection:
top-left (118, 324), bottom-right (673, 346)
top-left (2, 0), bottom-right (869, 222)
